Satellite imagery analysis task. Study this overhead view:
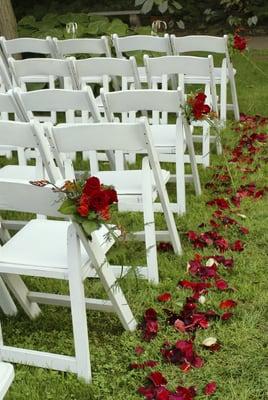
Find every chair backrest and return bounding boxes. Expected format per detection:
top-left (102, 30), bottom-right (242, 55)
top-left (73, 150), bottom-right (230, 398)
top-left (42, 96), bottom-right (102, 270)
top-left (8, 57), bottom-right (78, 89)
top-left (144, 54), bottom-right (218, 112)
top-left (13, 86), bottom-right (101, 123)
top-left (53, 36), bottom-right (111, 58)
top-left (73, 56), bottom-right (141, 90)
top-left (0, 90), bottom-right (24, 120)
top-left (170, 35), bottom-right (228, 55)
top-left (101, 88), bottom-right (183, 125)
top-left (0, 53), bottom-right (12, 90)
top-left (43, 118), bottom-right (163, 181)
top-left (0, 178), bottom-right (63, 217)
top-left (0, 119), bottom-right (57, 180)
top-left (0, 36), bottom-right (56, 60)
top-left (113, 34), bottom-right (172, 58)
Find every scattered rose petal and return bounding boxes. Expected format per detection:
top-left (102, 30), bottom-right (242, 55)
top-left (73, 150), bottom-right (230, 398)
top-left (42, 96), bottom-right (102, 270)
top-left (135, 346), bottom-right (144, 356)
top-left (221, 312), bottom-right (234, 320)
top-left (202, 337), bottom-right (217, 347)
top-left (204, 381), bottom-right (217, 396)
top-left (148, 371), bottom-right (167, 387)
top-left (215, 279), bottom-right (229, 291)
top-left (219, 299), bottom-right (237, 309)
top-left (157, 292), bottom-right (172, 302)
top-left (198, 295), bottom-right (206, 304)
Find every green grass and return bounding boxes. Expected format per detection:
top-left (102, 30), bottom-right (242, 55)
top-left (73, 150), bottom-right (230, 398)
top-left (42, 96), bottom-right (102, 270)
top-left (1, 49), bottom-right (268, 399)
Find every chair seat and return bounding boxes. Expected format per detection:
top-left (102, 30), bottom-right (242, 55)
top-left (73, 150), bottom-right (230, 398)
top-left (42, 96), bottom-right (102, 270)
top-left (95, 169), bottom-right (170, 195)
top-left (184, 67), bottom-right (237, 84)
top-left (151, 125), bottom-right (186, 152)
top-left (0, 165), bottom-right (42, 180)
top-left (0, 362), bottom-right (14, 398)
top-left (0, 220), bottom-right (117, 279)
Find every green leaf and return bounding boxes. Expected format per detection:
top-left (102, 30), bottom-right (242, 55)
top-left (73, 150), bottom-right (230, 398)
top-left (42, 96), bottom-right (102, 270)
top-left (159, 1), bottom-right (168, 13)
top-left (107, 19), bottom-right (129, 36)
top-left (135, 25), bottom-right (152, 35)
top-left (135, 0), bottom-right (146, 6)
top-left (18, 15), bottom-right (37, 28)
top-left (141, 0), bottom-right (154, 14)
top-left (87, 21), bottom-right (101, 35)
top-left (172, 1), bottom-right (182, 10)
top-left (82, 220), bottom-right (98, 236)
top-left (89, 15), bottom-right (109, 23)
top-left (58, 199), bottom-right (76, 215)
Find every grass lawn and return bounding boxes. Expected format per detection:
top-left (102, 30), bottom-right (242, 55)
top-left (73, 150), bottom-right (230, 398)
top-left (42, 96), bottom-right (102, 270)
top-left (1, 49), bottom-right (268, 399)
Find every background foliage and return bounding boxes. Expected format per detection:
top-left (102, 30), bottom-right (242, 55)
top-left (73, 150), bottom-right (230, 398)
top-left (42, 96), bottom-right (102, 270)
top-left (13, 0), bottom-right (268, 37)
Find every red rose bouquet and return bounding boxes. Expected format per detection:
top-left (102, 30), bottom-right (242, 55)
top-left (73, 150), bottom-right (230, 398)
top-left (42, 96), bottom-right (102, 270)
top-left (183, 91), bottom-right (217, 124)
top-left (30, 176), bottom-right (118, 237)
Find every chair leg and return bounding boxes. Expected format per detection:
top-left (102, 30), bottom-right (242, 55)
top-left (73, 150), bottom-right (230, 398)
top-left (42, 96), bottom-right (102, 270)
top-left (75, 225), bottom-right (137, 332)
top-left (67, 229), bottom-right (92, 383)
top-left (202, 123), bottom-right (210, 167)
top-left (0, 277), bottom-right (17, 316)
top-left (183, 121), bottom-right (201, 196)
top-left (142, 157), bottom-right (158, 283)
top-left (1, 274), bottom-right (41, 319)
top-left (220, 73), bottom-right (227, 123)
top-left (228, 63), bottom-right (240, 121)
top-left (176, 124), bottom-right (186, 214)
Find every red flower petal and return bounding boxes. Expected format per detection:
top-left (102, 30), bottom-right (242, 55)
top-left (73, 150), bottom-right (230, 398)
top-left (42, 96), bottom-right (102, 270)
top-left (135, 345), bottom-right (144, 356)
top-left (204, 381), bottom-right (217, 396)
top-left (221, 312), bottom-right (234, 320)
top-left (174, 319), bottom-right (186, 332)
top-left (157, 292), bottom-right (172, 302)
top-left (219, 299), bottom-right (237, 309)
top-left (148, 371), bottom-right (167, 387)
top-left (215, 279), bottom-right (229, 291)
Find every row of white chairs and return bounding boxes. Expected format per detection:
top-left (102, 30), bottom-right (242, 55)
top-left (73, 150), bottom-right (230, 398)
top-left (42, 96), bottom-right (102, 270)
top-left (0, 85), bottom-right (201, 215)
top-left (0, 109), bottom-right (186, 381)
top-left (1, 53), bottom-right (220, 167)
top-left (0, 33), bottom-right (239, 121)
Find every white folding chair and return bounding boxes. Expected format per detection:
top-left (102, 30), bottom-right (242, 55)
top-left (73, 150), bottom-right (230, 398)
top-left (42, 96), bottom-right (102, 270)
top-left (12, 86), bottom-right (109, 171)
top-left (0, 91), bottom-right (26, 162)
top-left (0, 361), bottom-right (14, 399)
top-left (0, 119), bottom-right (56, 181)
top-left (53, 36), bottom-right (111, 59)
top-left (8, 57), bottom-right (77, 90)
top-left (0, 53), bottom-right (12, 92)
top-left (0, 36), bottom-right (57, 90)
top-left (43, 119), bottom-right (182, 283)
top-left (0, 179), bottom-right (136, 382)
top-left (72, 56), bottom-right (141, 101)
top-left (112, 33), bottom-right (172, 83)
top-left (170, 34), bottom-right (239, 121)
top-left (144, 54), bottom-right (220, 164)
top-left (0, 36), bottom-right (56, 66)
top-left (101, 88), bottom-right (201, 215)
top-left (8, 57), bottom-right (78, 124)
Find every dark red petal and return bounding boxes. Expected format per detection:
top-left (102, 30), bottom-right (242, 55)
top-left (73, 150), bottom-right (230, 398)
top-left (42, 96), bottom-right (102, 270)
top-left (219, 299), bottom-right (237, 309)
top-left (204, 381), bottom-right (217, 395)
top-left (148, 371), bottom-right (168, 387)
top-left (157, 292), bottom-right (172, 302)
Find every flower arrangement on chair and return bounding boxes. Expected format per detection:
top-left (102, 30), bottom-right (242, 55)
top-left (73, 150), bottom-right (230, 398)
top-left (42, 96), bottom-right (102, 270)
top-left (183, 91), bottom-right (218, 125)
top-left (30, 176), bottom-right (118, 238)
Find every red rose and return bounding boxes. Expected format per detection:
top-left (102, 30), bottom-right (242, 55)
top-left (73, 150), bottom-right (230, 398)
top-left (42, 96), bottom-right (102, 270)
top-left (77, 204), bottom-right (89, 217)
top-left (88, 190), bottom-right (109, 212)
top-left (234, 34), bottom-right (247, 51)
top-left (195, 92), bottom-right (206, 102)
top-left (79, 193), bottom-right (89, 206)
top-left (105, 188), bottom-right (118, 204)
top-left (100, 206), bottom-right (110, 221)
top-left (202, 104), bottom-right (211, 114)
top-left (83, 176), bottom-right (100, 195)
